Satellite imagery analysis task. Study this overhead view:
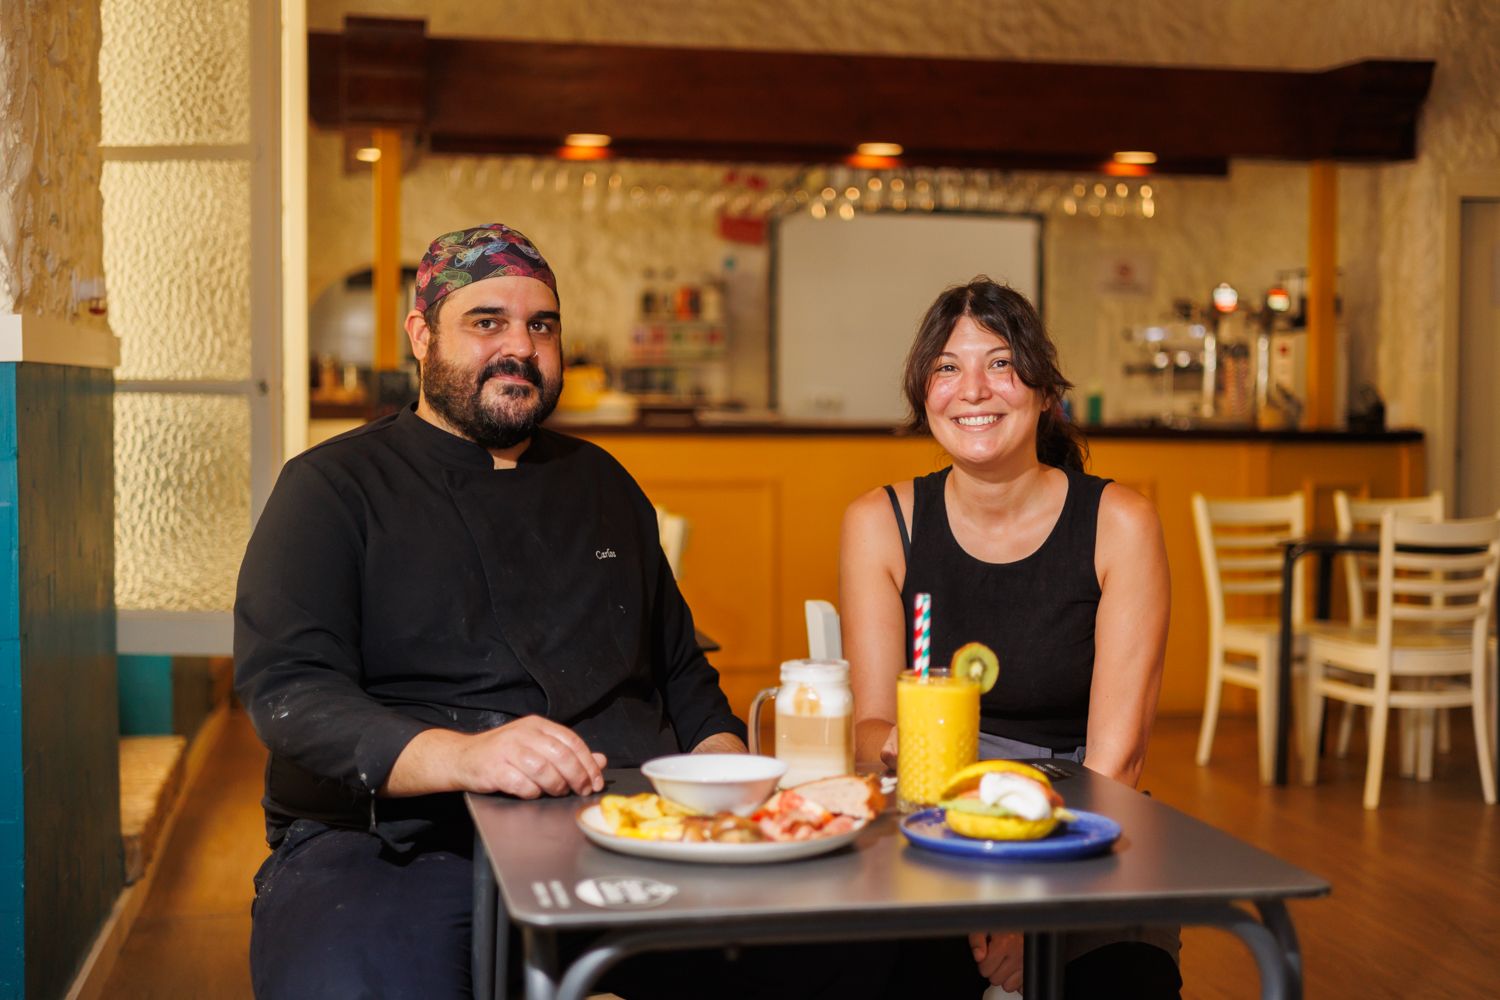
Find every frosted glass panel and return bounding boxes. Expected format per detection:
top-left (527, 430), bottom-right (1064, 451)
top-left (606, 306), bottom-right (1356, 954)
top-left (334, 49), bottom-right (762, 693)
top-left (100, 0), bottom-right (250, 146)
top-left (115, 393), bottom-right (251, 612)
top-left (102, 160), bottom-right (252, 380)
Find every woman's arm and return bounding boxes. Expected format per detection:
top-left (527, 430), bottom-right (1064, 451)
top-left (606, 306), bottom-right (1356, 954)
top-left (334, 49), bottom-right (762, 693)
top-left (840, 485), bottom-right (911, 768)
top-left (1086, 483), bottom-right (1171, 787)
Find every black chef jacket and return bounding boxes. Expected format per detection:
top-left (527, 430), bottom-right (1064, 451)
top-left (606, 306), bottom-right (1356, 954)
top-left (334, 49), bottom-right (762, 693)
top-left (234, 406), bottom-right (745, 847)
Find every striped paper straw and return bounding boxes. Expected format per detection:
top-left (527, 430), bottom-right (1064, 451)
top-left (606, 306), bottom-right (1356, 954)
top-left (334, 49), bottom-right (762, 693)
top-left (912, 592), bottom-right (932, 677)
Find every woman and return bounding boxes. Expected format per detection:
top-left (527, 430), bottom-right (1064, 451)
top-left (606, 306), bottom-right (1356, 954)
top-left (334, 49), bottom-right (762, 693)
top-left (840, 278), bottom-right (1178, 998)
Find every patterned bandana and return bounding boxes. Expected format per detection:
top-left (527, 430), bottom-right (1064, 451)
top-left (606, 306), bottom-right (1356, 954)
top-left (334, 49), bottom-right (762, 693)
top-left (413, 223), bottom-right (559, 313)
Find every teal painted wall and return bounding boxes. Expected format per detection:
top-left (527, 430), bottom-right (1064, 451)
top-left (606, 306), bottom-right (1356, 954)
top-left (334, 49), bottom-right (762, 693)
top-left (118, 655), bottom-right (173, 735)
top-left (0, 367), bottom-right (23, 998)
top-left (0, 364), bottom-right (120, 999)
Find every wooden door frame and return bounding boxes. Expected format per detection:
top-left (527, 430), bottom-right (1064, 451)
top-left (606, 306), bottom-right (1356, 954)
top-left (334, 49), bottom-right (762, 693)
top-left (1438, 173), bottom-right (1500, 502)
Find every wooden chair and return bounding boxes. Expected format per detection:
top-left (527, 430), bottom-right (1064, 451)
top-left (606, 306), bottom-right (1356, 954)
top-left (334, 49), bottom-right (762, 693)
top-left (1332, 491), bottom-right (1448, 776)
top-left (1191, 492), bottom-right (1308, 785)
top-left (654, 505), bottom-right (691, 580)
top-left (804, 599), bottom-right (842, 660)
top-left (1301, 510), bottom-right (1499, 809)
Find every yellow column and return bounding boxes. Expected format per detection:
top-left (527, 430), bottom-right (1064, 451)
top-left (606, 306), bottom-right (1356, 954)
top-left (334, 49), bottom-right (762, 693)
top-left (1306, 161), bottom-right (1338, 428)
top-left (372, 128), bottom-right (403, 372)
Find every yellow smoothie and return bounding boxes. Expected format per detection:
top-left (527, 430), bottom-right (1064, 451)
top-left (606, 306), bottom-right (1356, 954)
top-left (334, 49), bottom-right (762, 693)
top-left (896, 672), bottom-right (980, 812)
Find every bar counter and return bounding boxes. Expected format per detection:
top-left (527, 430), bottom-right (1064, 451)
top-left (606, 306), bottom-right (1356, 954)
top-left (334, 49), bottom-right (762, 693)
top-left (554, 420), bottom-right (1425, 719)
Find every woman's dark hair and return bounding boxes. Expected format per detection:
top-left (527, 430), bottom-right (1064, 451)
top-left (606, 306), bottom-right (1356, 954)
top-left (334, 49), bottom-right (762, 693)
top-left (901, 276), bottom-right (1088, 472)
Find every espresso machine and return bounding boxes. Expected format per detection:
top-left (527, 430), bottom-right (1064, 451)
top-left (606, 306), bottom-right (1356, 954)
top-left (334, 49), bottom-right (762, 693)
top-left (1115, 274), bottom-right (1343, 429)
top-left (1115, 287), bottom-right (1253, 427)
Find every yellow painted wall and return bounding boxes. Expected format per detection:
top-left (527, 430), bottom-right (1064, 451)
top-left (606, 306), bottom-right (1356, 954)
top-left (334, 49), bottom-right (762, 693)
top-left (583, 431), bottom-right (1424, 722)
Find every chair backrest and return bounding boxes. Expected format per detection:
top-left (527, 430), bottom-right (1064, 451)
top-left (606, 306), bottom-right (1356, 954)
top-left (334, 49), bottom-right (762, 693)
top-left (1374, 510), bottom-right (1500, 651)
top-left (655, 505), bottom-right (690, 580)
top-left (805, 599), bottom-right (842, 660)
top-left (1191, 492), bottom-right (1308, 634)
top-left (1334, 491), bottom-right (1445, 625)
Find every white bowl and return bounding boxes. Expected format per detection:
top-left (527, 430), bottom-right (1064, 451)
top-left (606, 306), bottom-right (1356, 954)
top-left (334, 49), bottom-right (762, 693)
top-left (640, 754), bottom-right (788, 816)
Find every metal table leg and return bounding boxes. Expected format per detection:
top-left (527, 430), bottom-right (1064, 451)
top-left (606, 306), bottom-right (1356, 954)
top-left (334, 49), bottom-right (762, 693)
top-left (1189, 901), bottom-right (1296, 1000)
top-left (1023, 931), bottom-right (1065, 1000)
top-left (1276, 543), bottom-right (1308, 785)
top-left (524, 927), bottom-right (561, 1000)
top-left (472, 829), bottom-right (497, 1000)
top-left (1256, 900), bottom-right (1304, 1000)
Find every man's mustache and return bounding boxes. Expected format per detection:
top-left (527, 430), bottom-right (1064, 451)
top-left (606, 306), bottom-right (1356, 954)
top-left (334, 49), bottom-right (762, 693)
top-left (478, 356), bottom-right (543, 390)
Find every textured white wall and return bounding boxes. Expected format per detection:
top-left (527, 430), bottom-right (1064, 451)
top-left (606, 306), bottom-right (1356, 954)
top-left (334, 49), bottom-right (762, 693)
top-left (307, 0), bottom-right (1499, 436)
top-left (0, 0), bottom-right (105, 323)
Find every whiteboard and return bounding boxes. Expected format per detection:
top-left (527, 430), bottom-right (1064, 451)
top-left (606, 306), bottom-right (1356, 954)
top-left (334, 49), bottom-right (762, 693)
top-left (774, 212), bottom-right (1042, 422)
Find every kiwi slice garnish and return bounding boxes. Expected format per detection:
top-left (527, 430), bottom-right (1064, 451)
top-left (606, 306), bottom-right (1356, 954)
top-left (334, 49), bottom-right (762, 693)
top-left (952, 642), bottom-right (1000, 694)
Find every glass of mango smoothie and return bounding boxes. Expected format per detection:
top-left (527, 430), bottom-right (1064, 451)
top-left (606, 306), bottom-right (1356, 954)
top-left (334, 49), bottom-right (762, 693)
top-left (895, 670), bottom-right (980, 813)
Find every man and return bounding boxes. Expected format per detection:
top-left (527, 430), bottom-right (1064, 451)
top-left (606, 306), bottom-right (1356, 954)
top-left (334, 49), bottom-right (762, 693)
top-left (236, 223), bottom-right (747, 998)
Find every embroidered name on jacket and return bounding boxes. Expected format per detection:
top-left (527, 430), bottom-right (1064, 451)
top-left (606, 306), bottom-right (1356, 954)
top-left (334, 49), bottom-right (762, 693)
top-left (595, 548), bottom-right (617, 560)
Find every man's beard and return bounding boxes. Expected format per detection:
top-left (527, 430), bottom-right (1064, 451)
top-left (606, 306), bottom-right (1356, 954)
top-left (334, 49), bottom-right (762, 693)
top-left (420, 346), bottom-right (563, 450)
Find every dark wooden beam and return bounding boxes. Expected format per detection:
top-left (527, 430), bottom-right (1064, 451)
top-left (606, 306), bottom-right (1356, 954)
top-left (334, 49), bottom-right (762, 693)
top-left (308, 22), bottom-right (1433, 174)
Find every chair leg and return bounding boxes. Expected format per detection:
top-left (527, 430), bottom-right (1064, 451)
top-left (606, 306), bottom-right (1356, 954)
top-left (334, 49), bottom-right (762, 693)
top-left (1363, 694), bottom-right (1391, 810)
top-left (1416, 709), bottom-right (1435, 783)
top-left (1335, 703), bottom-right (1357, 758)
top-left (1398, 709), bottom-right (1417, 778)
top-left (1300, 659), bottom-right (1324, 786)
top-left (1437, 707), bottom-right (1451, 754)
top-left (1196, 649), bottom-right (1224, 767)
top-left (1255, 655), bottom-right (1278, 786)
top-left (1473, 665), bottom-right (1498, 805)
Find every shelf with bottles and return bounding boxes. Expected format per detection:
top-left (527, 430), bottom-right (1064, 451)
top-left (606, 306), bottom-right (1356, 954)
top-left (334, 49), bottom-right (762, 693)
top-left (619, 361), bottom-right (730, 402)
top-left (628, 320), bottom-right (729, 362)
top-left (632, 266), bottom-right (730, 362)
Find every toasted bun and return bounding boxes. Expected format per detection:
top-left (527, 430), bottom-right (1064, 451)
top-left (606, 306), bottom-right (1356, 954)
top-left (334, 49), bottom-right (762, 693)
top-left (940, 760), bottom-right (1062, 842)
top-left (944, 810), bottom-right (1060, 841)
top-left (940, 760), bottom-right (1052, 800)
top-left (788, 774), bottom-right (886, 819)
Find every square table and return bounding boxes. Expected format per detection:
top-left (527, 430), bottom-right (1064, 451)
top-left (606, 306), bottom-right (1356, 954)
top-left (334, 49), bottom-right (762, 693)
top-left (1273, 531), bottom-right (1500, 785)
top-left (468, 762), bottom-right (1328, 1000)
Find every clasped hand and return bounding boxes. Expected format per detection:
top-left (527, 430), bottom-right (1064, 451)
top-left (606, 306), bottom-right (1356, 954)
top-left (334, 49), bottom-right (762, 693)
top-left (456, 715), bottom-right (607, 798)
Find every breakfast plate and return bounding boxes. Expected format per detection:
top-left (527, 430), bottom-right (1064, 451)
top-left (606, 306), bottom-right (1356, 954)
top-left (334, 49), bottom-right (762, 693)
top-left (577, 805), bottom-right (867, 864)
top-left (899, 808), bottom-right (1121, 860)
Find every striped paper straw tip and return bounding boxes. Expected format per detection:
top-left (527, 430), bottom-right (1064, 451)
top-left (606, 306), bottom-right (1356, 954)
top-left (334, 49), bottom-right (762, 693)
top-left (913, 592), bottom-right (932, 678)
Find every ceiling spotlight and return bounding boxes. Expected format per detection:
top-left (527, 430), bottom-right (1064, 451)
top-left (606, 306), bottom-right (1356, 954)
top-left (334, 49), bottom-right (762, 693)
top-left (564, 133), bottom-right (612, 148)
top-left (1113, 151), bottom-right (1158, 165)
top-left (856, 142), bottom-right (904, 158)
top-left (354, 147), bottom-right (381, 163)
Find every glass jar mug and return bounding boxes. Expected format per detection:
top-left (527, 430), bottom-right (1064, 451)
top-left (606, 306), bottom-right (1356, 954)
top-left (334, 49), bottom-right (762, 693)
top-left (748, 659), bottom-right (854, 787)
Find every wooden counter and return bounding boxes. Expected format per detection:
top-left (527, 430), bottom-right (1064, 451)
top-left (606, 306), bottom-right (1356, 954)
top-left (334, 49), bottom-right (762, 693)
top-left (572, 425), bottom-right (1425, 721)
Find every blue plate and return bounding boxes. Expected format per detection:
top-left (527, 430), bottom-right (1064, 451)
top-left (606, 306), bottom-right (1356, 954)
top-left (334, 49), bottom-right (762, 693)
top-left (900, 808), bottom-right (1121, 860)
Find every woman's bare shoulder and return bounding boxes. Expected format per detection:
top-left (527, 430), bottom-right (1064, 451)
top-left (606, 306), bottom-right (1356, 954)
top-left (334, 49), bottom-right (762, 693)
top-left (1097, 481), bottom-right (1165, 552)
top-left (842, 481), bottom-right (913, 568)
top-left (844, 480), bottom-right (912, 524)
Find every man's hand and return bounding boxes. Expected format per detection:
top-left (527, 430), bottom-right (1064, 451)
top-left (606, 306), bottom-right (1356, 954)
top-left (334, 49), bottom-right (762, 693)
top-left (384, 716), bottom-right (606, 799)
top-left (970, 931), bottom-right (1023, 992)
top-left (691, 732), bottom-right (748, 754)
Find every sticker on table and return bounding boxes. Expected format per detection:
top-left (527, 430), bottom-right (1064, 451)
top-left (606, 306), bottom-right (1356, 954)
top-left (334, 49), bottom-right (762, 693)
top-left (530, 881), bottom-right (571, 908)
top-left (575, 876), bottom-right (679, 909)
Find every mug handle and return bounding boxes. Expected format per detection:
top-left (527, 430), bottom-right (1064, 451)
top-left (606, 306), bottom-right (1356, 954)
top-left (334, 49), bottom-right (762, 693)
top-left (747, 686), bottom-right (779, 756)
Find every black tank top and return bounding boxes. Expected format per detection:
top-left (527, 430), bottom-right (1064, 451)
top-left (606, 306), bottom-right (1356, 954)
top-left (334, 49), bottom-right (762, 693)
top-left (893, 465), bottom-right (1111, 751)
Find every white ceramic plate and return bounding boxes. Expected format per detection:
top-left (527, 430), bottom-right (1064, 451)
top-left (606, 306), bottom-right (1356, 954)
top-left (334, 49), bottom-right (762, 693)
top-left (576, 805), bottom-right (867, 865)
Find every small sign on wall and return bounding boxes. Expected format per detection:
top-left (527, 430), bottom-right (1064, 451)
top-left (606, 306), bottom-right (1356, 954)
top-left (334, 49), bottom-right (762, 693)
top-left (1098, 250), bottom-right (1155, 296)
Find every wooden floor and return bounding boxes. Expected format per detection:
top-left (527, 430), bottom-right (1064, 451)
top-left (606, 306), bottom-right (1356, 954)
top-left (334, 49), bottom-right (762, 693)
top-left (102, 708), bottom-right (267, 999)
top-left (104, 706), bottom-right (1498, 998)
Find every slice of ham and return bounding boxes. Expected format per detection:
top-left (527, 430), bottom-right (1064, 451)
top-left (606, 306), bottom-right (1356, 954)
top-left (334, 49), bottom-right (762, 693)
top-left (750, 776), bottom-right (883, 842)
